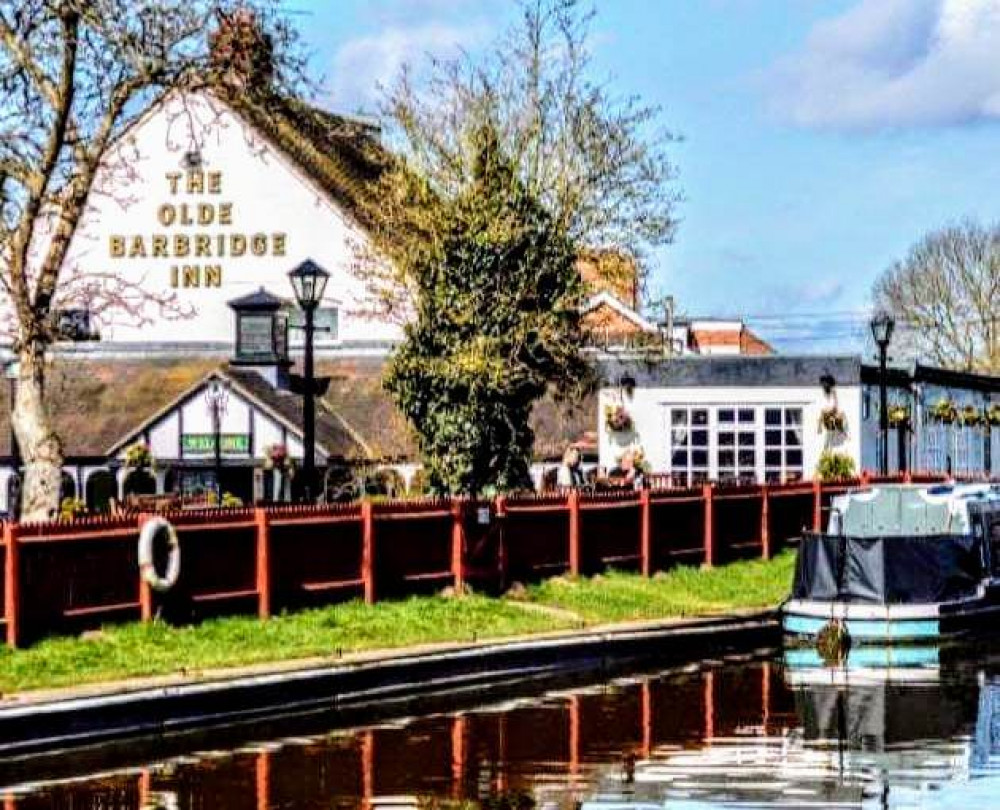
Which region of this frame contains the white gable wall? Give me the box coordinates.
[61,91,403,348]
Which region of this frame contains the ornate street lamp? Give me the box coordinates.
[870,312,895,476]
[288,259,329,502]
[204,379,229,503]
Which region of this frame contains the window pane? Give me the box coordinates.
[692,410,709,426]
[718,408,735,424]
[671,410,688,426]
[691,430,708,447]
[738,408,755,423]
[765,429,781,446]
[786,449,803,466]
[739,450,755,466]
[316,307,339,339]
[785,428,803,446]
[765,471,781,483]
[765,450,781,466]
[671,451,688,467]
[738,431,755,447]
[692,471,709,485]
[765,408,781,426]
[718,450,735,466]
[718,432,735,447]
[672,428,689,446]
[785,408,803,425]
[692,450,708,466]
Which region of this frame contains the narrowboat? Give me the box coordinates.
[783,483,1000,644]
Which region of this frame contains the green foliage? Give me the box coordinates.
[384,127,590,494]
[59,497,87,521]
[816,451,856,482]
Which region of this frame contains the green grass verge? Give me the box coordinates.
[0,553,794,695]
[520,551,796,623]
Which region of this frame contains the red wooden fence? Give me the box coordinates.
[0,472,973,647]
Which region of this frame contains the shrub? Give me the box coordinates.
[816,451,856,482]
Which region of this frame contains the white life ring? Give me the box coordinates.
[138,517,181,592]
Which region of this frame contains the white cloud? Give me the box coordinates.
[329,22,490,113]
[765,0,1000,130]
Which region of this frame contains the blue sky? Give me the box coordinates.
[287,0,1000,352]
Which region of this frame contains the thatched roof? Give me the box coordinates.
[0,357,595,464]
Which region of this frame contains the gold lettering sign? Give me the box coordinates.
[111,171,292,290]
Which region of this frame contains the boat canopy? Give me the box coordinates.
[828,484,1000,537]
[793,484,1000,605]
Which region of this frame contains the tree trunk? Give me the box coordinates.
[12,341,63,522]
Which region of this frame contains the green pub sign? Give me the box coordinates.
[182,433,250,454]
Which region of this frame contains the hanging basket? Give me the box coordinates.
[930,398,958,425]
[125,441,154,470]
[987,404,1000,427]
[604,404,634,433]
[819,407,846,434]
[960,405,983,427]
[887,404,910,429]
[263,443,289,470]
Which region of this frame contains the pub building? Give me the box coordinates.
[0,290,361,515]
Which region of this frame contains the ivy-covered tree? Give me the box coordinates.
[383,126,588,494]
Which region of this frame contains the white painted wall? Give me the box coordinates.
[149,412,181,460]
[599,384,863,482]
[58,91,404,347]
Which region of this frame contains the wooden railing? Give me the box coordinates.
[0,471,980,648]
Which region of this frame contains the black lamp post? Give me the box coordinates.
[205,379,228,504]
[288,259,330,502]
[870,312,895,476]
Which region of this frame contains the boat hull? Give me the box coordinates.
[782,594,1000,644]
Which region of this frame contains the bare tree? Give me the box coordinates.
[874,221,1000,373]
[356,0,680,319]
[0,1,300,520]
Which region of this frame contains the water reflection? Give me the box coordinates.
[8,641,1000,809]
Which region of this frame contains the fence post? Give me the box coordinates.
[702,484,715,568]
[568,489,581,576]
[811,479,823,533]
[760,484,771,560]
[138,513,153,622]
[4,522,19,649]
[640,488,652,576]
[451,497,466,593]
[495,495,508,591]
[361,501,375,604]
[255,508,271,619]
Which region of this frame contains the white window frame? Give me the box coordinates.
[662,401,808,485]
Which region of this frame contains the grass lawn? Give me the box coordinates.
[521,552,796,623]
[0,552,794,695]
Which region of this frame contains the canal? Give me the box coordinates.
[4,639,1000,808]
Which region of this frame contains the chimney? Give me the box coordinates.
[209,8,275,94]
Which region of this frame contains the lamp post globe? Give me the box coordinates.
[869,311,896,477]
[288,259,329,310]
[870,311,895,349]
[288,259,329,503]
